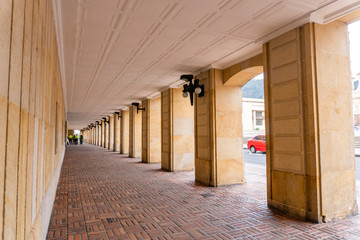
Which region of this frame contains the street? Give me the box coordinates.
[243,149,360,180]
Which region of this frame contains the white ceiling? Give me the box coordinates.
[53,0,360,129]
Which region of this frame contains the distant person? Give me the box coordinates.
[68,134,73,144]
[80,135,83,144]
[74,134,79,145]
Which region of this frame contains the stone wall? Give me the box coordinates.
[121,110,129,154]
[109,116,114,150]
[0,0,66,239]
[114,113,121,151]
[129,106,142,158]
[263,22,357,222]
[161,89,194,171]
[142,98,161,163]
[195,69,244,186]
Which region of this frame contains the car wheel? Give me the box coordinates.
[250,146,256,153]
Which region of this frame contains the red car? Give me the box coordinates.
[247,135,266,153]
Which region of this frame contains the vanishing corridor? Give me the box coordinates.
[47,145,360,240]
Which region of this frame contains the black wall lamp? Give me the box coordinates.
[102,117,110,124]
[180,74,204,106]
[115,112,122,120]
[131,103,145,113]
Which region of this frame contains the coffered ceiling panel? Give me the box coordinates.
[54,0,360,129]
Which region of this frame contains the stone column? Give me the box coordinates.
[129,105,142,158]
[95,124,97,145]
[142,97,161,163]
[195,69,243,187]
[107,118,110,148]
[114,113,121,151]
[120,109,129,154]
[161,88,194,171]
[101,119,105,147]
[96,123,100,146]
[262,22,357,222]
[98,123,101,146]
[109,116,114,150]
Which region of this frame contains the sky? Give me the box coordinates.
[349,20,360,76]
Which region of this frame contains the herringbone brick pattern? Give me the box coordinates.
[47,144,360,239]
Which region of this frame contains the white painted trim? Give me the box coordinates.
[145,91,161,100]
[322,1,360,24]
[254,13,312,45]
[208,0,360,70]
[51,0,67,116]
[169,79,186,89]
[40,148,65,240]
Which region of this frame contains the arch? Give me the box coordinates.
[223,53,263,87]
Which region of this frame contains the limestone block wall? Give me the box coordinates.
[129,106,142,158]
[121,110,129,154]
[109,115,114,150]
[114,113,121,151]
[161,89,194,171]
[105,119,109,149]
[92,128,95,144]
[0,0,66,239]
[95,126,97,145]
[106,117,111,149]
[263,22,357,222]
[101,120,105,147]
[142,98,161,163]
[97,125,101,146]
[83,130,91,143]
[313,22,356,221]
[195,69,244,186]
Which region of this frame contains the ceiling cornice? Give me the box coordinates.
[322,0,360,24]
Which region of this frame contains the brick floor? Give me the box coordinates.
[47,144,360,240]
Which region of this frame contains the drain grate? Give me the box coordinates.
[200,193,215,198]
[106,217,119,223]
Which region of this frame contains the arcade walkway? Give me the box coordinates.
[46,145,360,240]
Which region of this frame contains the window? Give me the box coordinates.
[253,110,265,129]
[254,136,261,140]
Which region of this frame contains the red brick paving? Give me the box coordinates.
[47,144,360,240]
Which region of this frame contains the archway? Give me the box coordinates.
[223,56,266,185]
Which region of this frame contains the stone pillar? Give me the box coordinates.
[101,119,105,147]
[95,124,97,145]
[161,88,194,171]
[263,22,357,222]
[120,110,129,154]
[107,116,112,150]
[93,127,95,145]
[109,115,114,150]
[99,123,102,146]
[142,97,161,163]
[195,69,244,186]
[129,105,142,158]
[114,113,121,151]
[96,123,100,146]
[105,118,109,149]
